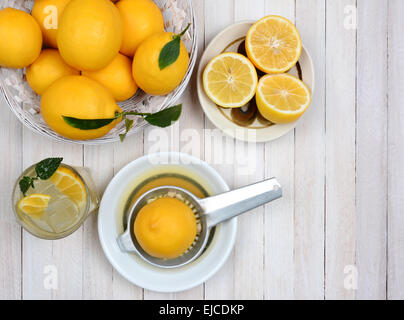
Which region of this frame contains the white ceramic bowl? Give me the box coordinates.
[0,0,197,145]
[98,152,238,293]
[197,21,315,143]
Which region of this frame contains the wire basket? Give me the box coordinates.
[0,0,197,145]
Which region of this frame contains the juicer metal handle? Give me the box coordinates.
[117,230,139,253]
[200,178,282,228]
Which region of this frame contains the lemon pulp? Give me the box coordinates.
[203,52,258,108]
[18,194,51,220]
[256,73,311,123]
[246,15,302,73]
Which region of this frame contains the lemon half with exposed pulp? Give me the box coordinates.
[246,15,302,74]
[18,194,51,219]
[203,52,258,108]
[256,73,311,124]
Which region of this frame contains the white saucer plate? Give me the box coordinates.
[197,21,315,143]
[98,152,238,293]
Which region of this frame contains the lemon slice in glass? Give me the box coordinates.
[18,194,51,219]
[256,73,311,123]
[203,52,258,108]
[246,15,302,73]
[50,167,87,210]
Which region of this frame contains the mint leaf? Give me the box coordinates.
[19,158,63,196]
[144,104,182,127]
[19,176,35,196]
[35,158,63,180]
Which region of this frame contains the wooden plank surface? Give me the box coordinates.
[387,0,404,300]
[356,0,388,299]
[0,0,403,300]
[263,0,295,300]
[294,0,326,300]
[0,95,22,300]
[203,0,236,300]
[325,0,357,300]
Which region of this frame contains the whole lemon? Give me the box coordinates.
[132,32,189,95]
[41,76,122,140]
[57,0,123,71]
[31,0,72,49]
[0,8,42,68]
[82,53,138,102]
[134,198,197,259]
[26,49,79,95]
[116,0,164,57]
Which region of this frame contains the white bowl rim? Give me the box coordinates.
[97,151,238,293]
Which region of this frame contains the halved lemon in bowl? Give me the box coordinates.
[256,73,311,124]
[50,167,87,210]
[18,194,51,219]
[246,15,302,74]
[203,52,258,108]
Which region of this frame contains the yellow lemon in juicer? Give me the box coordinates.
[57,0,123,71]
[0,8,42,68]
[134,197,197,259]
[31,0,72,49]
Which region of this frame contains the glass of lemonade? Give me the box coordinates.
[12,161,99,240]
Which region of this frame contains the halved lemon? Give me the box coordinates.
[256,73,311,123]
[50,167,87,210]
[18,194,51,219]
[203,52,258,108]
[246,15,302,73]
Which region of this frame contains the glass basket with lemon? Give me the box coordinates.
[0,0,197,144]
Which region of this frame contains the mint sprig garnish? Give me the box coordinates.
[159,23,191,70]
[19,157,63,196]
[63,104,182,142]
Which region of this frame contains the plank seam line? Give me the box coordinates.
[385,0,390,300]
[323,0,327,301]
[354,0,358,300]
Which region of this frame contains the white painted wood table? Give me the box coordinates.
[1,0,403,300]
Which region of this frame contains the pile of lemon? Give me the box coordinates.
[0,0,189,140]
[203,16,311,124]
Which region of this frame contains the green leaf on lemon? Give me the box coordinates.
[159,37,181,70]
[119,118,135,142]
[62,104,183,142]
[62,116,116,130]
[158,23,191,70]
[143,104,182,127]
